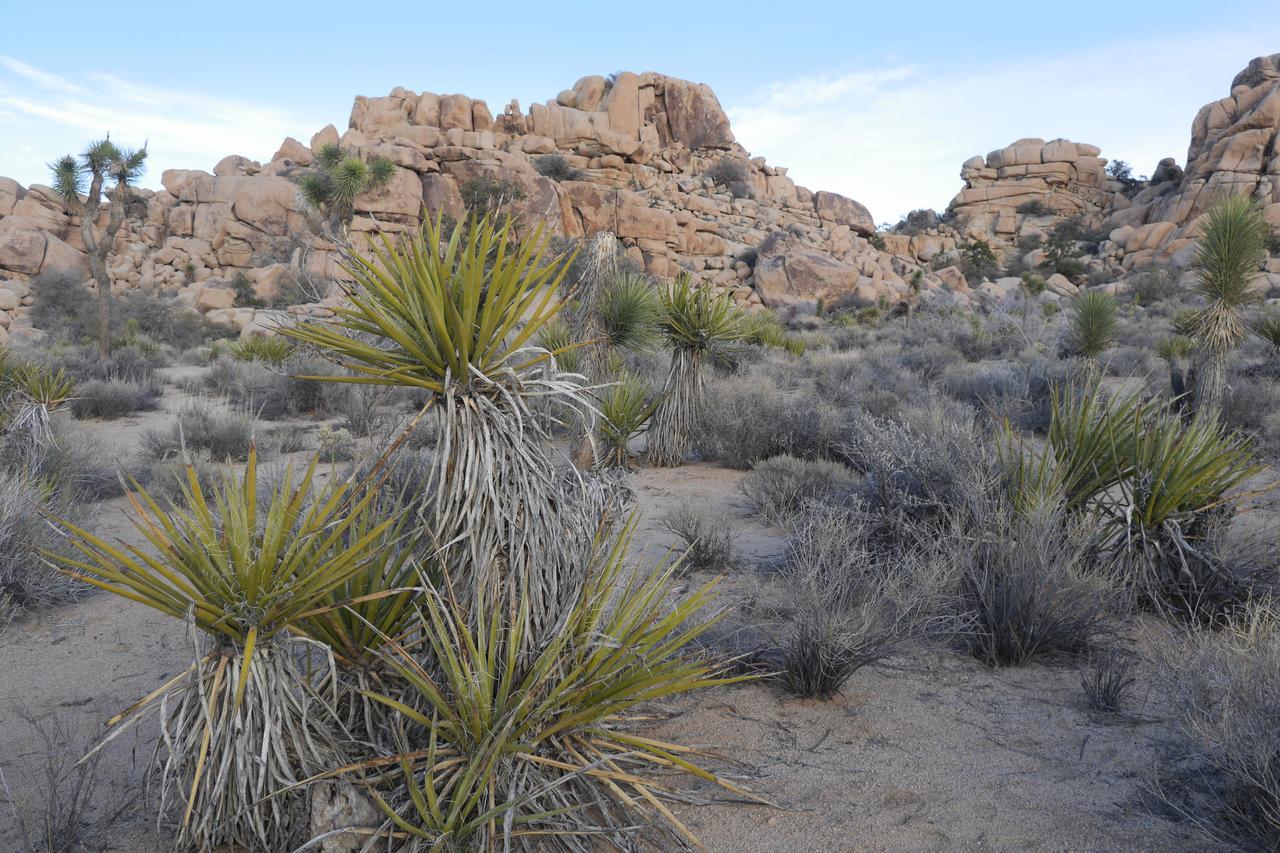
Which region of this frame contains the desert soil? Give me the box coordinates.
[0,367,1210,852]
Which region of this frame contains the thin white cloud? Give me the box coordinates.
[0,57,324,190]
[0,55,86,95]
[727,33,1280,224]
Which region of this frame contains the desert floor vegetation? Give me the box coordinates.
[2,210,1278,852]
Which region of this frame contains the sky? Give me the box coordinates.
[2,1,1278,224]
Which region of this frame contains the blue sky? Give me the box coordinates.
[2,1,1278,222]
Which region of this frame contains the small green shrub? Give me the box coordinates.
[533,154,583,182]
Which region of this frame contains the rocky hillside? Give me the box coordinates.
[2,56,1279,342]
[0,72,957,341]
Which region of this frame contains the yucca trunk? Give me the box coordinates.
[568,232,620,468]
[645,348,703,467]
[1193,347,1228,418]
[158,641,341,852]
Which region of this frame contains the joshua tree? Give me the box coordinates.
[1188,196,1269,417]
[297,144,395,238]
[645,276,743,467]
[50,137,147,358]
[1156,334,1196,412]
[1019,271,1047,325]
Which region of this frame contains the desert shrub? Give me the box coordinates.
[1129,266,1180,305]
[1017,198,1052,215]
[29,271,206,349]
[952,507,1114,666]
[838,404,990,529]
[1149,604,1280,849]
[459,174,525,218]
[939,360,1029,423]
[959,239,999,283]
[707,157,747,188]
[662,500,732,573]
[70,377,162,419]
[142,448,225,502]
[695,372,844,467]
[1104,343,1160,378]
[201,353,335,419]
[315,424,356,463]
[141,403,256,462]
[0,468,86,626]
[774,502,954,698]
[533,153,583,182]
[740,454,856,526]
[1080,648,1138,713]
[1220,374,1280,460]
[225,335,293,366]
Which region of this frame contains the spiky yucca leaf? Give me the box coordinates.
[1190,196,1268,353]
[50,448,396,650]
[536,316,582,374]
[1252,309,1280,354]
[1066,290,1117,360]
[600,271,661,355]
[739,311,806,355]
[285,215,575,394]
[225,335,294,366]
[656,275,743,354]
[1156,334,1195,362]
[349,517,761,851]
[597,375,660,468]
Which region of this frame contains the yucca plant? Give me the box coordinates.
[284,215,590,642]
[48,450,398,851]
[599,270,661,355]
[1101,406,1266,620]
[1156,334,1196,404]
[645,277,743,467]
[298,144,397,238]
[596,374,660,469]
[535,316,582,374]
[1252,308,1280,356]
[1,359,75,449]
[739,310,805,355]
[1064,290,1117,364]
[336,518,762,851]
[1189,196,1269,416]
[225,334,295,366]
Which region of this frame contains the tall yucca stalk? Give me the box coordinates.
[1189,195,1269,416]
[333,518,763,851]
[284,215,591,641]
[645,277,742,467]
[49,451,396,851]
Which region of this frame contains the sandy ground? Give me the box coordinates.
[0,369,1213,851]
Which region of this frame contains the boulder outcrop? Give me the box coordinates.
[0,71,954,335]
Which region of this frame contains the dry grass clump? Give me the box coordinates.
[70,377,163,419]
[773,502,954,698]
[1080,648,1139,714]
[951,506,1116,666]
[662,499,734,573]
[740,454,856,526]
[1149,603,1280,849]
[0,468,87,628]
[141,402,256,462]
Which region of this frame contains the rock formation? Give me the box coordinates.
[0,72,949,340]
[948,138,1125,244]
[1105,52,1280,270]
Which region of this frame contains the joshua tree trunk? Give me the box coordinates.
[568,232,620,468]
[75,174,130,358]
[644,348,702,467]
[1193,349,1227,418]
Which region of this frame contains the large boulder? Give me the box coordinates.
[813,191,875,237]
[660,78,734,150]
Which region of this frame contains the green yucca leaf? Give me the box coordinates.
[225,335,294,366]
[1156,334,1195,362]
[1066,290,1117,360]
[315,143,344,171]
[535,316,581,373]
[357,516,759,848]
[1190,195,1268,353]
[657,275,744,353]
[739,310,806,355]
[284,215,577,395]
[1252,309,1280,353]
[367,156,396,190]
[47,448,398,650]
[330,156,372,207]
[600,271,660,354]
[597,375,660,467]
